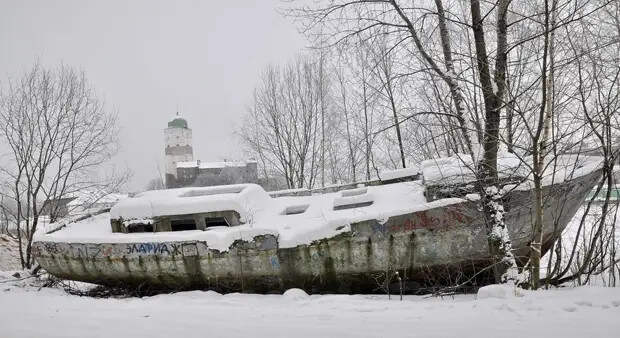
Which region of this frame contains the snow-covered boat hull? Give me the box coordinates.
[32,169,600,293]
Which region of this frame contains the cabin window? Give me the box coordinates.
[282,204,309,215]
[333,201,374,211]
[127,223,153,233]
[171,219,197,231]
[205,217,229,228]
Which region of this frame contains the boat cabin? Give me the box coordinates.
[109,184,265,234]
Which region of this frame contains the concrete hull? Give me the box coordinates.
[33,170,600,293]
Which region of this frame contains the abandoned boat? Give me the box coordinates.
[33,155,603,293]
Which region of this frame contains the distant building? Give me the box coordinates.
[164,114,258,189]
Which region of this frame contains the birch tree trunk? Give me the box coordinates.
[470,0,519,283]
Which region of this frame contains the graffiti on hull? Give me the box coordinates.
[34,241,209,259]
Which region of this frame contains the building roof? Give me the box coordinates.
[176,160,254,169]
[167,114,188,129]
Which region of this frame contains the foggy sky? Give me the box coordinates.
[0,0,306,191]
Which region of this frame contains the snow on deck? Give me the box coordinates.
[0,279,618,338]
[379,166,421,180]
[39,181,457,251]
[422,153,602,188]
[421,152,536,185]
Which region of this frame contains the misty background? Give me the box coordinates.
[0,0,306,191]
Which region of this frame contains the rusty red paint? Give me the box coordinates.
[388,209,473,233]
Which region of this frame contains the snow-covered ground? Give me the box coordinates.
[0,234,21,271]
[0,276,618,338]
[542,203,620,286]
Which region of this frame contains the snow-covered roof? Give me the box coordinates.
[176,160,251,169]
[110,184,268,222]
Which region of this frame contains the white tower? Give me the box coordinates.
[164,114,193,187]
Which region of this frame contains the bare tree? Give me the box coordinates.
[542,0,620,286]
[0,63,127,268]
[367,32,407,168]
[240,55,327,189]
[145,177,165,191]
[333,54,361,182]
[526,0,558,290]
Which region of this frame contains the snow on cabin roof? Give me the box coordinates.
[176,160,251,169]
[110,184,269,221]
